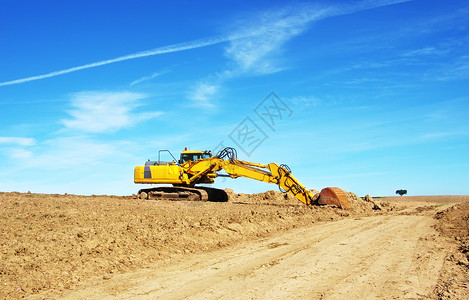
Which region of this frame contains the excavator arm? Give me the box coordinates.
[216,157,351,209]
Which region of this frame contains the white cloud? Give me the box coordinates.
[401,47,442,57]
[28,137,118,170]
[189,0,414,105]
[0,0,412,88]
[130,71,166,86]
[224,0,413,75]
[0,137,35,163]
[189,83,219,108]
[290,96,321,107]
[188,5,326,105]
[8,149,33,159]
[224,5,325,75]
[62,91,162,133]
[0,36,230,87]
[2,136,136,195]
[434,56,469,81]
[1,133,195,195]
[420,131,469,140]
[0,137,36,146]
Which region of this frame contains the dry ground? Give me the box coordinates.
[0,191,467,299]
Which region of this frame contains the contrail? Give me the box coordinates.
[0,0,412,87]
[0,36,230,87]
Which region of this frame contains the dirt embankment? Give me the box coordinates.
[0,190,377,298]
[433,201,469,299]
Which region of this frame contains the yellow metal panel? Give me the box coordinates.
[134,164,189,184]
[134,166,145,183]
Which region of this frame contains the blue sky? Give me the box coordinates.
[1,0,468,196]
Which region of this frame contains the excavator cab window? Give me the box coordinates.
[180,154,191,163]
[180,151,212,164]
[180,153,201,163]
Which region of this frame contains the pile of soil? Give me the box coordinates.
[0,190,375,299]
[345,191,379,212]
[433,202,469,299]
[226,188,377,213]
[225,189,306,206]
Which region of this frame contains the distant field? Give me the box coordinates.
[378,195,469,203]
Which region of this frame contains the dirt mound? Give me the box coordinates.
[0,190,377,299]
[226,189,303,206]
[433,202,469,299]
[345,191,378,212]
[227,189,375,212]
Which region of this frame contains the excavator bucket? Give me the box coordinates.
[318,187,352,210]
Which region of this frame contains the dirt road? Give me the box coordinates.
[60,205,452,299]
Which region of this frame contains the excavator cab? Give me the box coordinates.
[180,150,212,164]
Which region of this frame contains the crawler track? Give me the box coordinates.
[137,186,228,202]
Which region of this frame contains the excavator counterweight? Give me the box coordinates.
[134,147,351,209]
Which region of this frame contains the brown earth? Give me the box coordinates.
[0,191,467,299]
[433,201,469,298]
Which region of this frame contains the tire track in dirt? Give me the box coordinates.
[63,217,381,299]
[60,208,449,299]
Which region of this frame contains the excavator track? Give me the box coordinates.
[138,186,228,202]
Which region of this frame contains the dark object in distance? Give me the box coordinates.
[396,189,407,196]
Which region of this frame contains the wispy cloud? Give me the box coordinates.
[189,0,414,105]
[0,137,35,161]
[434,56,469,81]
[290,95,322,107]
[224,4,329,75]
[2,135,152,195]
[0,36,230,87]
[401,47,445,57]
[0,137,36,146]
[224,0,413,76]
[130,71,167,86]
[420,131,469,140]
[187,5,323,104]
[188,83,219,108]
[0,0,412,89]
[8,149,34,159]
[62,91,162,133]
[30,137,119,170]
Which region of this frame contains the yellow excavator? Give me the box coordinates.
[134,147,351,209]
